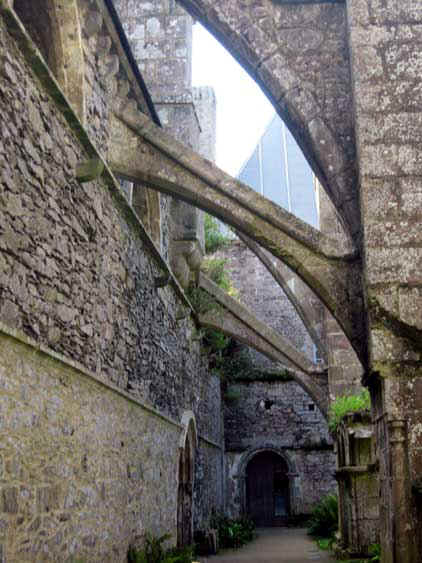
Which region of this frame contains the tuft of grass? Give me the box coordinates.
[328,390,371,432]
[317,537,335,551]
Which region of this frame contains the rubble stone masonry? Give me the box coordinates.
[0,7,223,561]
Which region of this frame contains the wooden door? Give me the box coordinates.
[246,452,289,526]
[177,440,193,547]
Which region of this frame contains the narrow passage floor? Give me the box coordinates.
[201,528,334,563]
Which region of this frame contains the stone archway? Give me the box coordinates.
[246,450,290,526]
[238,448,299,525]
[177,411,198,548]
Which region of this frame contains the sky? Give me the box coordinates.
[192,23,275,177]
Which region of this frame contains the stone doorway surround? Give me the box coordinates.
[236,447,299,521]
[177,411,198,547]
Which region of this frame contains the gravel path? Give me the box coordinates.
[200,528,335,563]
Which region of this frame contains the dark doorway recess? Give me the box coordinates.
[177,438,193,547]
[246,451,290,526]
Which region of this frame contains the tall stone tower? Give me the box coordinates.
[114,0,215,287]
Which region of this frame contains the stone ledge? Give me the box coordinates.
[336,463,378,476]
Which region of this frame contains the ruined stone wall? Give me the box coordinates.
[115,0,193,102]
[0,330,182,561]
[224,380,335,518]
[0,7,223,560]
[0,32,201,415]
[114,0,205,283]
[210,237,335,519]
[225,380,331,452]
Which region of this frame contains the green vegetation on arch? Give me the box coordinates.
[187,257,238,316]
[204,214,231,254]
[201,257,238,298]
[187,258,239,368]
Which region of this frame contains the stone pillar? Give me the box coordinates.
[388,420,413,563]
[335,412,379,557]
[346,1,422,561]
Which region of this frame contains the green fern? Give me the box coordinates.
[368,543,381,562]
[307,494,338,539]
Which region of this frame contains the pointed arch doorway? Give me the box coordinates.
[177,411,197,547]
[246,451,290,526]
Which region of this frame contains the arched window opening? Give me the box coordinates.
[177,437,193,547]
[246,451,290,527]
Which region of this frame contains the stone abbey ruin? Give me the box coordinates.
[0,0,421,561]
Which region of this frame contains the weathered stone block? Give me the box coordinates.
[1,487,18,514]
[399,287,422,331]
[369,0,422,25]
[366,247,422,285]
[36,486,61,514]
